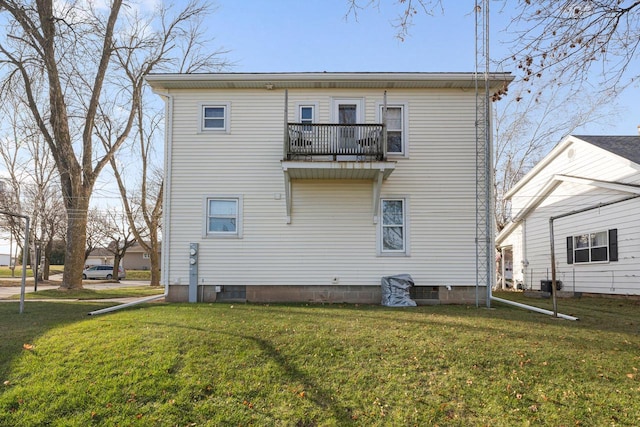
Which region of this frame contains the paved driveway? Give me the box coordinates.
[0,279,153,300]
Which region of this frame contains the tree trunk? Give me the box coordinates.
[113,255,122,283]
[149,249,160,286]
[61,195,90,289]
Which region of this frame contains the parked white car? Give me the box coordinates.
[82,265,126,280]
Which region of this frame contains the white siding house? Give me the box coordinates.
[147,72,513,304]
[497,135,640,296]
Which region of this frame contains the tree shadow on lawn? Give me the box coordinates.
[0,301,117,381]
[220,300,640,358]
[145,319,356,425]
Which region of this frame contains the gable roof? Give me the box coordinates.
[573,135,640,165]
[504,134,640,199]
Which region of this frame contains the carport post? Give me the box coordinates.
[0,210,29,314]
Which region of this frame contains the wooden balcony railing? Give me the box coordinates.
[285,123,386,161]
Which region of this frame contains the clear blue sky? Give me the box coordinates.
[207,0,638,135]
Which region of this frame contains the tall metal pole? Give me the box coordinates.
[475,0,492,308]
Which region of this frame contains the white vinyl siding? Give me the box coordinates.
[165,87,482,288]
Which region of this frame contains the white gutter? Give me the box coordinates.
[89,89,174,316]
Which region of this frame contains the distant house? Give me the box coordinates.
[85,248,114,267]
[147,72,513,304]
[122,242,160,270]
[0,253,10,266]
[496,135,640,296]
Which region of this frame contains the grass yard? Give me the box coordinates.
[0,293,639,426]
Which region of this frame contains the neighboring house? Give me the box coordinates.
[147,72,513,304]
[122,242,161,270]
[497,134,640,296]
[85,248,114,267]
[0,253,10,266]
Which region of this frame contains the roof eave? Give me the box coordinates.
[145,72,514,91]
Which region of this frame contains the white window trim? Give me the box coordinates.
[142,253,150,259]
[573,230,608,264]
[200,102,231,133]
[331,97,365,123]
[377,196,410,257]
[296,102,318,123]
[203,194,243,239]
[376,101,409,157]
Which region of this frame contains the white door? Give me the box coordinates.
[332,98,363,153]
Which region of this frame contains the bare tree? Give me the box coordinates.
[0,0,224,289]
[84,208,110,264]
[103,208,137,283]
[506,1,640,94]
[108,109,164,286]
[103,6,229,287]
[0,92,66,278]
[347,1,640,93]
[345,0,444,42]
[493,82,613,230]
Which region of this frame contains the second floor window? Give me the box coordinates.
[300,106,314,124]
[202,104,229,131]
[379,104,406,155]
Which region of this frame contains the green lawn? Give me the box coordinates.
[0,293,639,426]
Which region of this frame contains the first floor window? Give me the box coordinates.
[567,229,618,264]
[207,198,240,236]
[381,198,406,253]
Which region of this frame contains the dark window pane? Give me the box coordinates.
[339,105,357,124]
[575,249,589,263]
[591,247,608,262]
[301,107,313,121]
[387,131,402,153]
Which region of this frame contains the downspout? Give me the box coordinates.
[89,90,174,316]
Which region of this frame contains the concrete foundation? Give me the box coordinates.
[166,284,485,305]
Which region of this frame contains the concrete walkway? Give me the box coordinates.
[0,277,160,302]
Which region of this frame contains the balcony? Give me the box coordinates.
[281,123,397,224]
[285,123,385,161]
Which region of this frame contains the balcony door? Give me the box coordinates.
[332,98,363,153]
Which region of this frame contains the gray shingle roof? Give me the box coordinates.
[574,135,640,165]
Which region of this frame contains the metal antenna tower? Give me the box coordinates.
[475,0,493,308]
